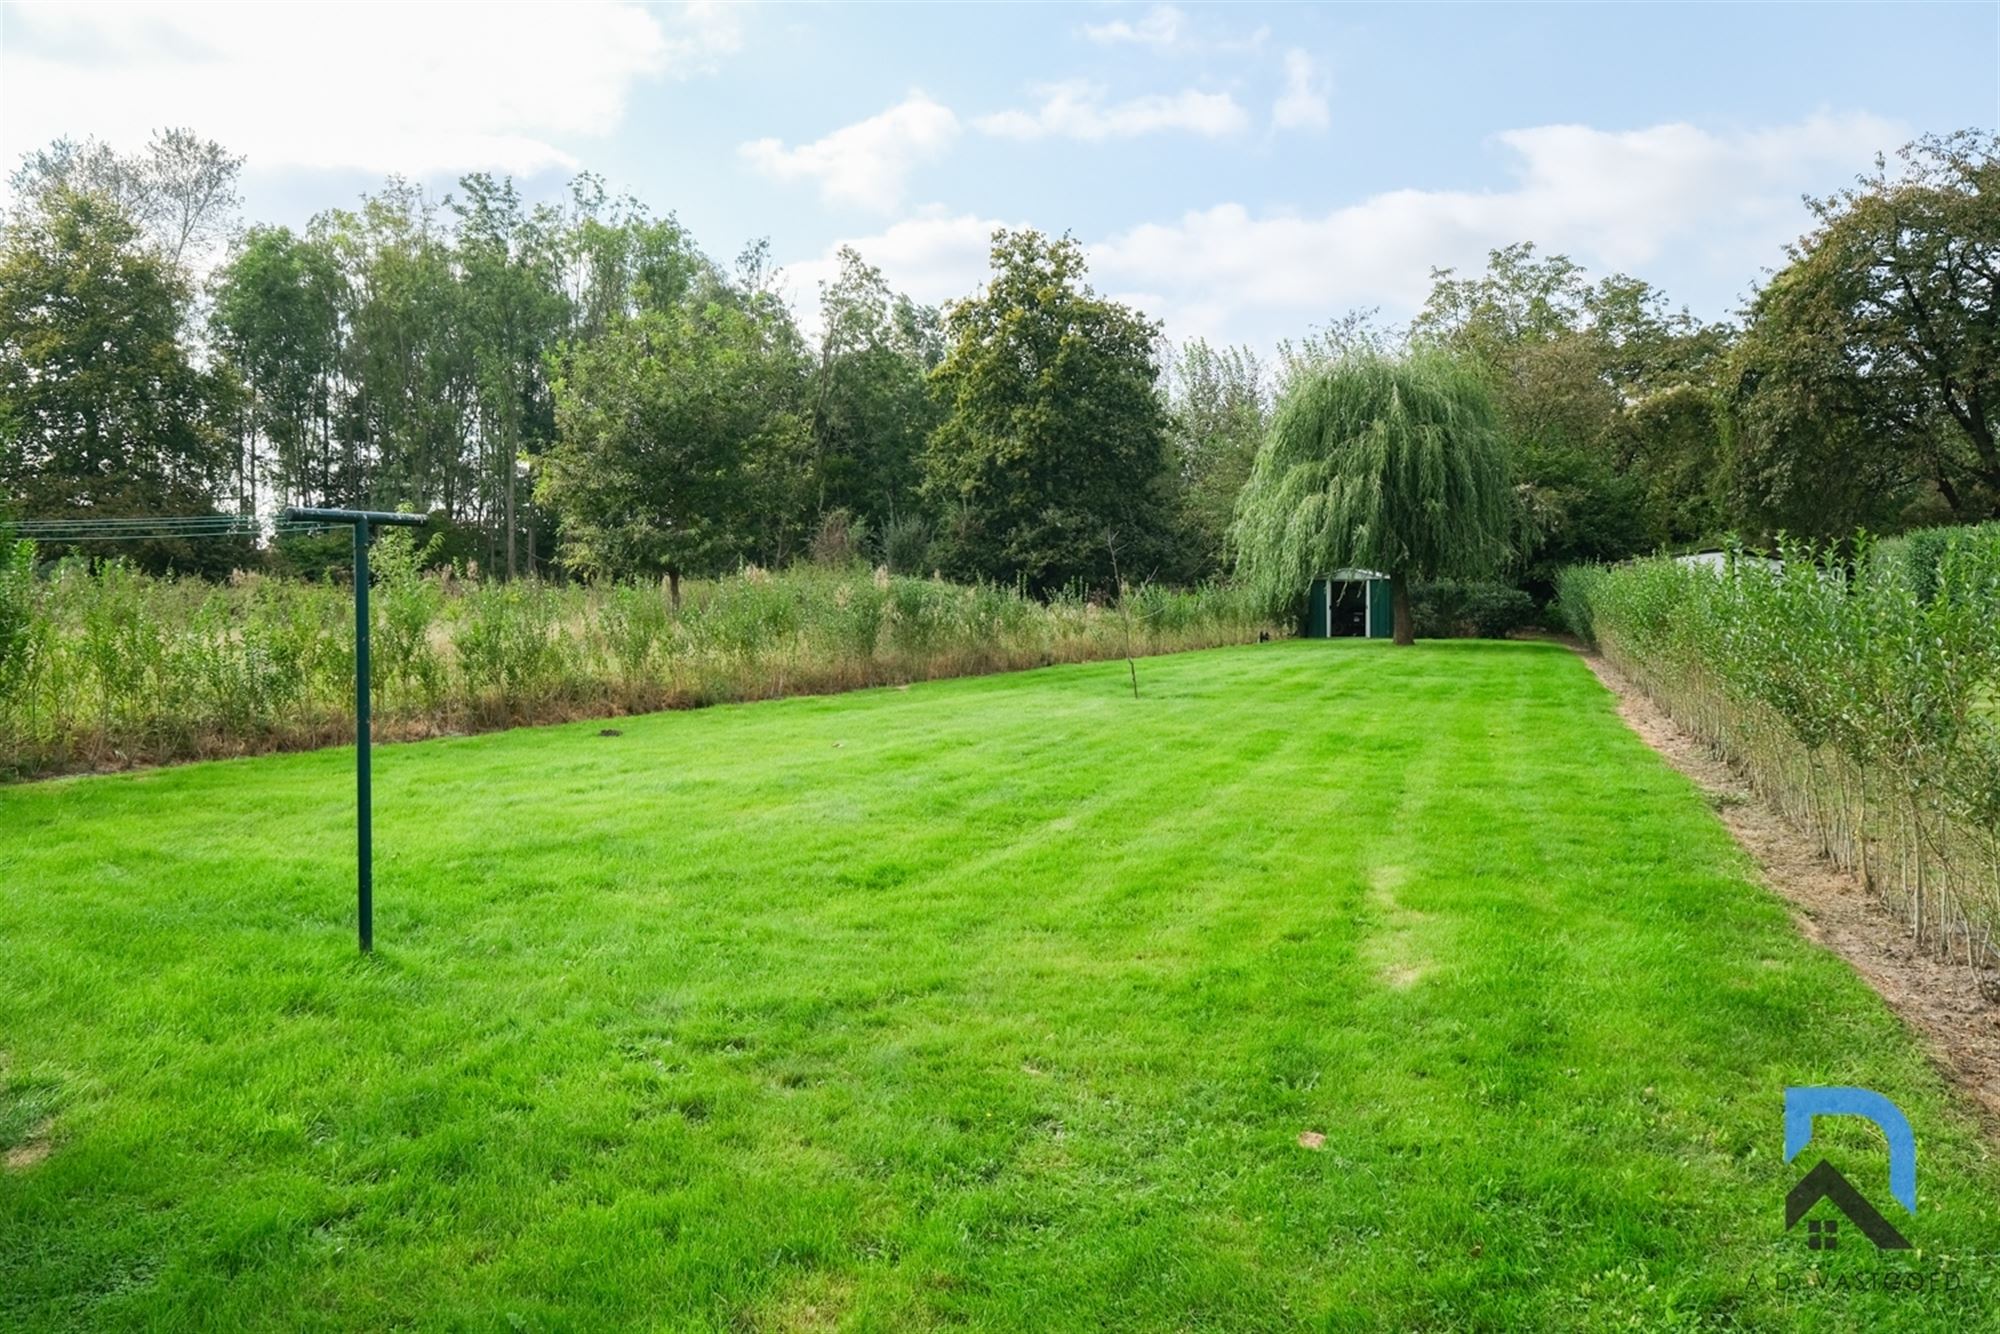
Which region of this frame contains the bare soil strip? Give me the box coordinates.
[1576,647,2000,1127]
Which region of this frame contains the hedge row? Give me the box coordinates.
[1558,531,2000,973]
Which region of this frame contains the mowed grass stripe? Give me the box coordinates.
[3,641,1998,1331]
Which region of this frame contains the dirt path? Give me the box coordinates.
[1574,647,2000,1128]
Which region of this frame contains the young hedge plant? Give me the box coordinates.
[1231,350,1512,644]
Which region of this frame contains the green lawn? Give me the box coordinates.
[4,641,1998,1330]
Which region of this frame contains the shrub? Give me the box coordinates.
[1874,520,2000,602]
[1409,580,1537,639]
[810,509,870,568]
[879,514,933,576]
[1566,532,2000,970]
[1551,565,1605,645]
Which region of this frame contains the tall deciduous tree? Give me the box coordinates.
[10,129,242,278]
[321,183,477,520]
[0,186,241,571]
[924,229,1172,592]
[1273,310,1395,399]
[539,242,810,596]
[1232,351,1512,645]
[1163,338,1267,580]
[1414,243,1730,590]
[808,247,941,535]
[1728,130,2000,534]
[209,225,345,511]
[454,173,568,577]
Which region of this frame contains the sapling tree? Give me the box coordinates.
[1106,527,1139,698]
[1230,350,1512,645]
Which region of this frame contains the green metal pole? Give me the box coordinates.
[282,506,421,954]
[354,518,372,953]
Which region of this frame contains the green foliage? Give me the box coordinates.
[367,529,448,714]
[878,512,933,576]
[809,247,941,532]
[538,246,810,581]
[808,507,870,569]
[1873,519,2000,601]
[1726,131,2000,534]
[1163,339,1268,581]
[207,180,810,579]
[923,229,1174,592]
[1272,309,1395,397]
[1551,563,1605,644]
[0,537,35,693]
[9,128,243,277]
[0,186,243,572]
[1562,531,2000,959]
[454,174,570,579]
[1408,579,1537,639]
[1231,349,1512,638]
[1611,381,1731,545]
[207,224,345,508]
[11,128,1992,600]
[0,562,1275,778]
[1413,243,1734,591]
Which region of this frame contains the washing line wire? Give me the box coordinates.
[5,514,356,543]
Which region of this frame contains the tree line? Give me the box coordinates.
[2,128,1993,599]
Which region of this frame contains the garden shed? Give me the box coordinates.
[1303,569,1393,638]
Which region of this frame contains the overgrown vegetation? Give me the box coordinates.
[0,537,1272,779]
[0,149,1212,590]
[1559,526,2000,969]
[1408,579,1538,640]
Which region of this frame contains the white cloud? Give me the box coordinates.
[1272,49,1330,132]
[1082,5,1187,50]
[1084,113,1903,342]
[1081,5,1267,54]
[0,1,709,179]
[663,1,745,72]
[774,115,1900,352]
[977,82,1248,142]
[740,92,959,212]
[1220,25,1274,55]
[779,208,1022,340]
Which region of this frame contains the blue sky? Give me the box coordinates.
[4,1,1996,350]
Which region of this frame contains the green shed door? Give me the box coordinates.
[1304,578,1330,637]
[1367,578,1393,639]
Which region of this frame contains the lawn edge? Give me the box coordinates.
[0,634,1274,789]
[1572,643,2000,1136]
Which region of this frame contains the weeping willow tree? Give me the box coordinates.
[1231,350,1511,645]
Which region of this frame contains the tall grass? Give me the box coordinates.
[1559,530,2000,975]
[0,537,1279,779]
